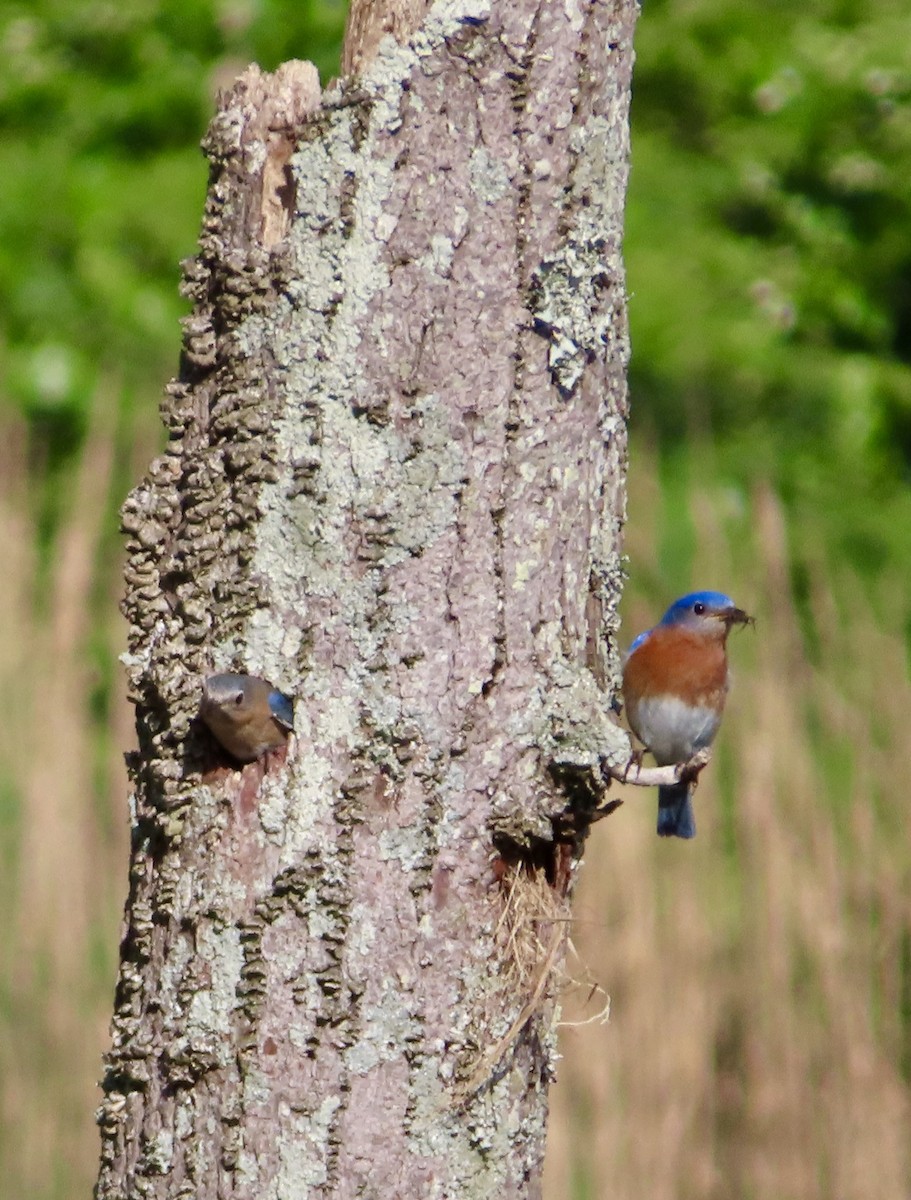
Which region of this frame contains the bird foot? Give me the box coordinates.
[676,746,712,787]
[620,747,645,782]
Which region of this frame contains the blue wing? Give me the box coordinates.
[268,689,294,730]
[624,627,653,661]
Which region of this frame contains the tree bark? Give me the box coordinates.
[97,1,636,1196]
[342,0,434,75]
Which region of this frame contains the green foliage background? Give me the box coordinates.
[628,0,911,603]
[5,0,911,577]
[1,1,910,1196]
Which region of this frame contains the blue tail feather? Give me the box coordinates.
[657,783,696,839]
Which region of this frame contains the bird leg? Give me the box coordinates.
[620,746,645,782]
[675,745,713,787]
[601,745,714,789]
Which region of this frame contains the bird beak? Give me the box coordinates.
[721,606,753,628]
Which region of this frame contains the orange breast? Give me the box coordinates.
[623,626,729,710]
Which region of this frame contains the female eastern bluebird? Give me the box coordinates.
[199,673,294,762]
[621,591,751,839]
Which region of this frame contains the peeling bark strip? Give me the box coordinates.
[99,2,636,1197]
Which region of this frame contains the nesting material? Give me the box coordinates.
[454,864,571,1102]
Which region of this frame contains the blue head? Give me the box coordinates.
[626,590,751,658]
[659,590,750,633]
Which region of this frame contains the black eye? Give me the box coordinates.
[233,692,244,706]
[693,602,705,615]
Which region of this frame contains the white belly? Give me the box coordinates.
[629,694,721,765]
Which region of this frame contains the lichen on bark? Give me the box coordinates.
[98,1,637,1196]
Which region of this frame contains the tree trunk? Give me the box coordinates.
[96,0,636,1196]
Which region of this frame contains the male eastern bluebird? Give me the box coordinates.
[621,591,751,839]
[199,673,294,762]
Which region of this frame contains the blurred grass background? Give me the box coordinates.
[1,1,910,1196]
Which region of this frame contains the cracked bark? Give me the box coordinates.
[97,0,637,1196]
